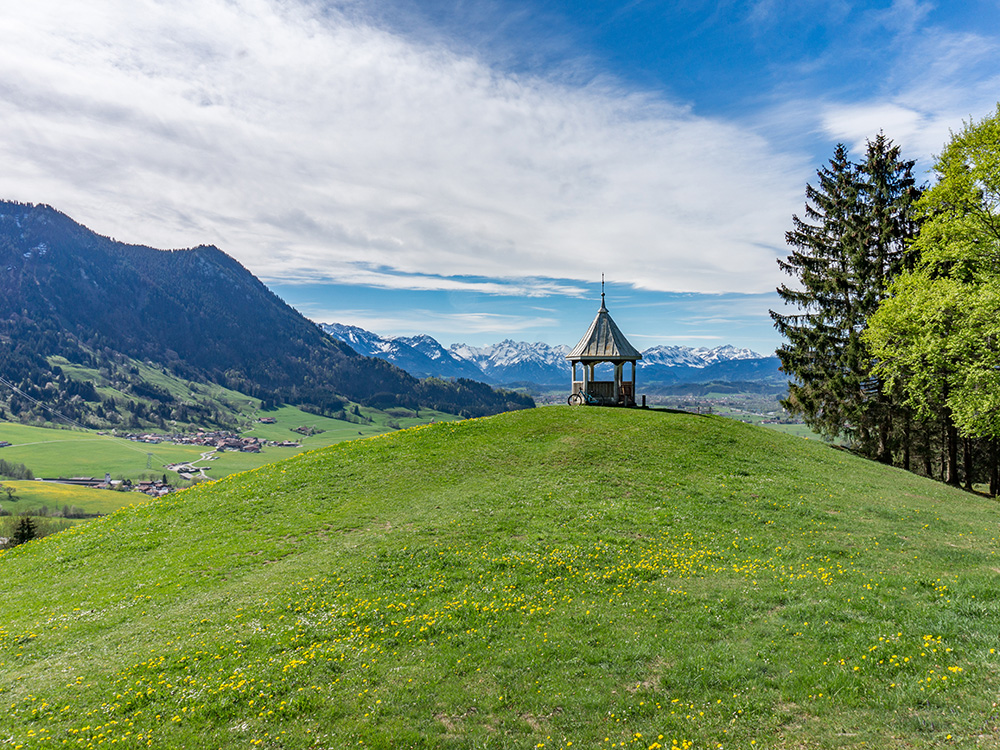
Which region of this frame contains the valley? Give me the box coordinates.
[0,403,458,526]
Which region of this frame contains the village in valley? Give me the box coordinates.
[112,418,304,454]
[35,418,308,497]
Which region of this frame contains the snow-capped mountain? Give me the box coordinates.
[449,340,572,384]
[321,323,781,386]
[320,323,483,380]
[394,334,485,379]
[640,344,762,368]
[397,334,455,362]
[636,344,779,385]
[321,322,395,358]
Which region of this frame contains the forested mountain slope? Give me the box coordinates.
[0,201,532,424]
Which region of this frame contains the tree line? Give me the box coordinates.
[772,104,1000,495]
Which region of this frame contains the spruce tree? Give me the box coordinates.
[772,144,862,442]
[851,134,921,460]
[11,515,36,546]
[771,136,920,460]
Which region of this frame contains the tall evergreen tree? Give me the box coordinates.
[851,134,922,460]
[772,144,860,441]
[11,515,36,546]
[771,136,920,461]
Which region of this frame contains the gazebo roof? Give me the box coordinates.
[566,294,642,362]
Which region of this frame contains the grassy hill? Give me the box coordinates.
[1,408,998,749]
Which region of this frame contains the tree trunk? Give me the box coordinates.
[902,412,911,472]
[963,437,974,491]
[878,416,892,464]
[991,439,999,498]
[945,417,959,485]
[923,422,933,478]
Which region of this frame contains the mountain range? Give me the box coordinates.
[321,322,783,388]
[0,201,533,427]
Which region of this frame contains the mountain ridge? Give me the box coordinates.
[0,201,534,426]
[321,322,782,387]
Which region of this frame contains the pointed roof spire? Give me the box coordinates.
[566,277,642,361]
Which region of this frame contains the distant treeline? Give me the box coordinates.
[0,458,34,481]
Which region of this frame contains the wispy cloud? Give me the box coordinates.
[0,0,806,297]
[273,264,589,297]
[817,14,1000,164]
[299,307,559,337]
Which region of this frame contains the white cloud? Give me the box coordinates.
[302,308,559,337]
[274,264,588,297]
[0,0,806,297]
[821,102,926,149]
[818,26,1000,166]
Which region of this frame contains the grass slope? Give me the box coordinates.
[47,355,261,432]
[1,408,998,749]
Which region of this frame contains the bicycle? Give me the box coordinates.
[567,390,600,406]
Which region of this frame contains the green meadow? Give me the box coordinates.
[0,480,136,516]
[0,405,457,485]
[1,407,998,748]
[0,421,197,479]
[0,482,140,541]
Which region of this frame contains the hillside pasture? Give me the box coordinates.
[0,480,138,517]
[1,408,999,748]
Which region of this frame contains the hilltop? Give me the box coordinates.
[1,408,998,748]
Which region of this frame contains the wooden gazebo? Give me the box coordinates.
[566,287,641,406]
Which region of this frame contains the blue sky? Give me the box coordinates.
[2,1,999,352]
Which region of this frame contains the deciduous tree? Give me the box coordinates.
[865,105,1000,492]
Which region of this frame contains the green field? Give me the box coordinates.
[0,405,458,485]
[0,481,140,541]
[0,421,192,479]
[0,480,137,516]
[1,407,998,748]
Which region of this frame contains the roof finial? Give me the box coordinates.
[600,274,606,310]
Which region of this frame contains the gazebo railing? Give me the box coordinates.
[572,380,633,405]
